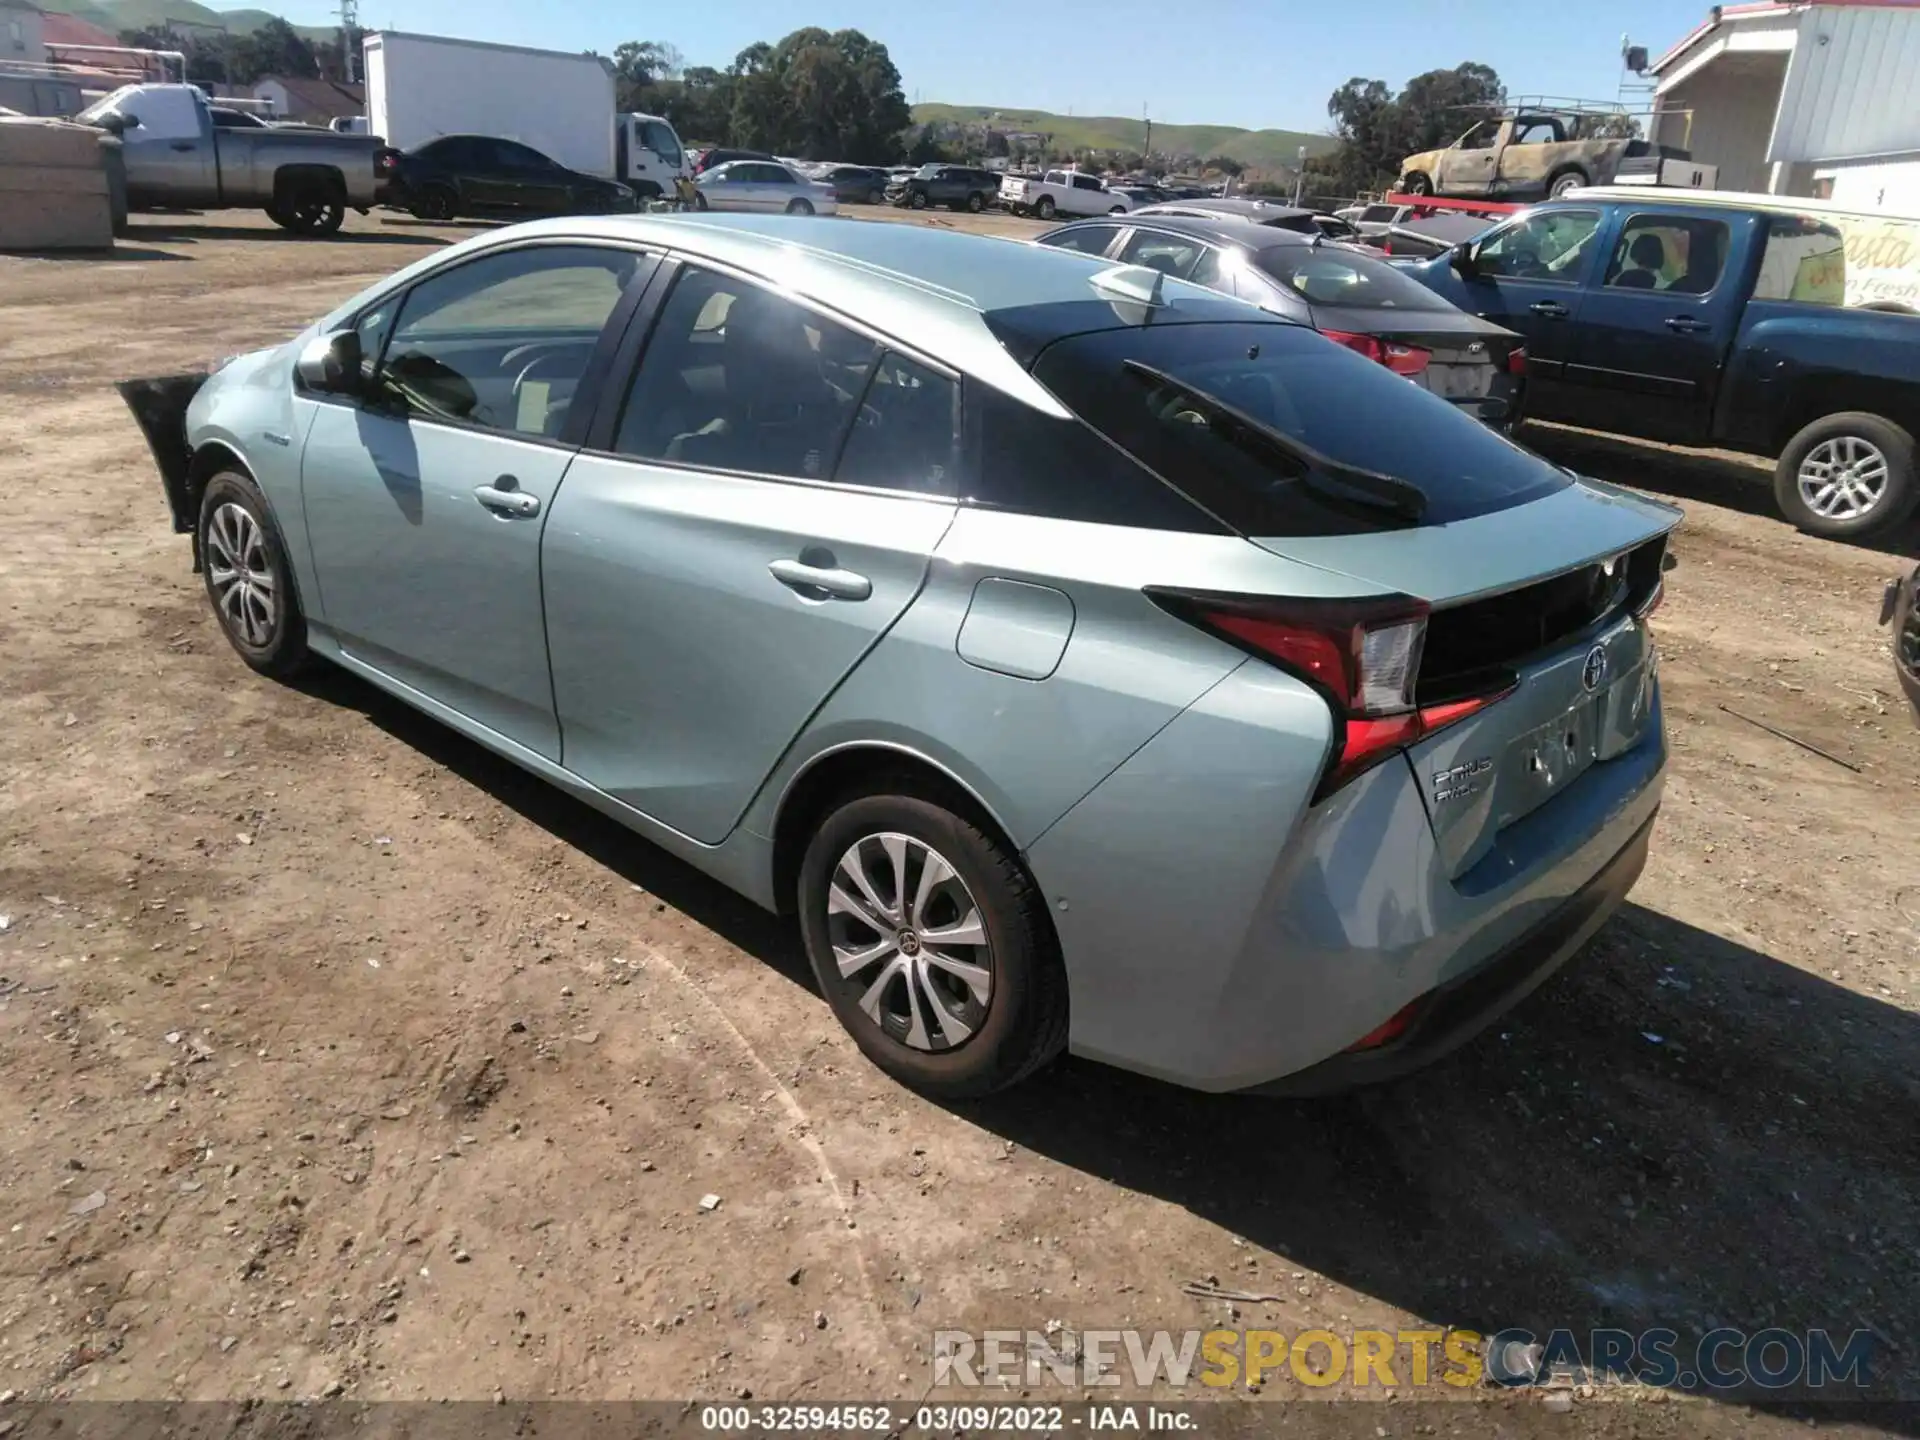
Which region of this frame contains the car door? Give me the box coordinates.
[1449,207,1605,420]
[110,86,216,205]
[1556,209,1751,442]
[541,261,960,842]
[1436,121,1500,196]
[296,242,652,758]
[496,141,573,212]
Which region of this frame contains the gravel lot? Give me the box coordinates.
[0,207,1915,1435]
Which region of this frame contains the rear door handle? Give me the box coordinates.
[768,558,871,601]
[474,480,540,518]
[1529,300,1569,318]
[1665,315,1711,334]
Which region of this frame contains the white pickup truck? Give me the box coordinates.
[999,168,1129,221]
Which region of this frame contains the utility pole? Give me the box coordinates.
[339,0,359,83]
[1142,103,1151,165]
[1292,144,1307,205]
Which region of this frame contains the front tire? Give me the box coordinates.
[410,184,457,222]
[966,191,985,213]
[798,791,1067,1098]
[1402,172,1432,196]
[1774,412,1918,538]
[197,470,311,678]
[909,190,929,210]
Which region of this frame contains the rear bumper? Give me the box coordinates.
[1246,811,1653,1096]
[1027,659,1667,1093]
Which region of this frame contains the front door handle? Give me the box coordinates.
[1665,315,1711,334]
[768,558,871,601]
[1529,300,1570,318]
[474,480,540,518]
[170,141,197,152]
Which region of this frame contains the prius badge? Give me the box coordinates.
[1432,756,1493,804]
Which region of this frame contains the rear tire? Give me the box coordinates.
[786,197,814,215]
[1774,412,1918,539]
[966,191,984,213]
[1035,195,1056,220]
[797,790,1068,1099]
[1547,167,1589,199]
[271,185,344,236]
[197,470,312,679]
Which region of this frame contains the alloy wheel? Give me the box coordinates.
[205,502,276,647]
[825,832,993,1052]
[1798,436,1890,520]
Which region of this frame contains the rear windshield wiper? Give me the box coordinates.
[1121,359,1429,522]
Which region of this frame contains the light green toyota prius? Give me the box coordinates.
[122,214,1679,1098]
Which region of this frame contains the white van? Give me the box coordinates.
[615,112,688,200]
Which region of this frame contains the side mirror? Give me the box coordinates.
[99,112,136,135]
[295,329,363,396]
[1451,241,1478,277]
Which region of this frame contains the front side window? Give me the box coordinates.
[1073,174,1102,191]
[1473,209,1601,281]
[1038,224,1120,257]
[613,266,878,481]
[1455,122,1498,151]
[1604,214,1730,294]
[377,245,637,436]
[640,120,681,167]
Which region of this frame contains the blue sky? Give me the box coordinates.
[284,0,1709,133]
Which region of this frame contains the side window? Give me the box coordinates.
[1513,121,1558,145]
[1117,229,1206,279]
[965,382,1223,532]
[1188,246,1227,290]
[1754,215,1848,306]
[834,353,958,495]
[613,266,878,481]
[377,245,637,436]
[1073,174,1101,191]
[640,120,680,167]
[1456,122,1498,151]
[1473,209,1601,281]
[350,297,400,385]
[1038,224,1120,256]
[1604,214,1730,293]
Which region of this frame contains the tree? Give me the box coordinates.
[721,28,909,162]
[653,64,733,144]
[610,40,681,110]
[229,17,319,84]
[1312,62,1506,195]
[1203,154,1245,177]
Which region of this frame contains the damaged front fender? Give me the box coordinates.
[117,373,208,535]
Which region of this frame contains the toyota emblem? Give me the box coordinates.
[1581,645,1609,693]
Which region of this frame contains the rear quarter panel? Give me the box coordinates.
[1718,304,1920,452]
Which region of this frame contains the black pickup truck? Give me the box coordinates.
[1403,191,1920,539]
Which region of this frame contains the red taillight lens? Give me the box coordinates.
[1320,328,1431,378]
[1507,346,1527,376]
[1152,590,1512,801]
[1345,997,1422,1052]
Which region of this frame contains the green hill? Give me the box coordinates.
[49,0,335,42]
[911,103,1334,172]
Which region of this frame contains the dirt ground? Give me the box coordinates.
[0,207,1916,1437]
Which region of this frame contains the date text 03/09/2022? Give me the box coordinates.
[698,1403,1194,1432]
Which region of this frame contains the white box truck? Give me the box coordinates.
[363,32,688,198]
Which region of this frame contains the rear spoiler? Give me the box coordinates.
[117,373,207,535]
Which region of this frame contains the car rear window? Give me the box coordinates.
[1031,321,1568,535]
[1257,247,1458,311]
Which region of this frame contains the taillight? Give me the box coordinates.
[1151,590,1511,801]
[1507,347,1527,375]
[1320,328,1431,378]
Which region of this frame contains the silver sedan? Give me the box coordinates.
[694,159,838,216]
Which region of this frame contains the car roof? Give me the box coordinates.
[1134,198,1317,223]
[1052,211,1316,253]
[323,213,1275,413]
